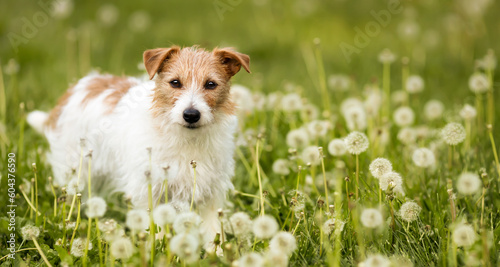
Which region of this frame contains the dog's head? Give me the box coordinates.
[143,46,250,129]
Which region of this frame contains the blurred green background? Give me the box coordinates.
[1,0,499,128]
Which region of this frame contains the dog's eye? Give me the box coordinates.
[169,79,182,88]
[204,81,218,90]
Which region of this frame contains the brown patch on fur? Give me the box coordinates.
[46,86,74,129]
[149,46,249,118]
[82,75,138,112]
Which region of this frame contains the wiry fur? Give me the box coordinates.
[28,46,250,252]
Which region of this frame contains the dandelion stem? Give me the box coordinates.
[83,217,91,267]
[33,165,39,226]
[319,147,329,207]
[487,126,500,180]
[382,62,391,118]
[96,218,103,267]
[19,186,41,216]
[313,39,331,114]
[31,236,53,267]
[256,138,265,216]
[69,195,82,249]
[190,163,197,212]
[355,154,359,199]
[49,177,57,218]
[67,145,84,221]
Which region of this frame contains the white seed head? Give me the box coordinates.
[110,237,134,259]
[340,98,363,114]
[173,212,202,234]
[398,201,422,222]
[21,225,40,240]
[360,208,384,228]
[328,138,347,156]
[272,159,290,176]
[153,203,177,226]
[307,120,331,138]
[226,212,253,238]
[301,146,321,165]
[378,48,396,64]
[393,106,415,127]
[344,106,367,131]
[424,100,445,120]
[468,73,490,94]
[252,215,279,239]
[70,237,92,257]
[286,128,310,149]
[405,75,424,94]
[231,84,255,114]
[379,172,405,195]
[397,127,417,145]
[66,178,84,196]
[265,250,289,267]
[456,172,482,195]
[85,197,107,218]
[300,103,319,121]
[452,224,477,247]
[363,254,391,267]
[329,74,351,91]
[459,104,477,120]
[322,218,345,235]
[281,93,303,112]
[269,231,297,256]
[369,158,393,179]
[170,233,200,263]
[238,252,265,267]
[344,131,369,155]
[125,209,150,231]
[441,122,466,145]
[412,148,436,168]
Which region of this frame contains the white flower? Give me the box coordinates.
[85,197,107,218]
[301,103,319,121]
[328,74,351,91]
[126,209,150,231]
[398,19,420,41]
[281,93,303,112]
[253,92,266,111]
[442,122,466,145]
[363,254,391,267]
[170,233,200,263]
[269,232,297,255]
[21,225,40,240]
[286,128,309,149]
[344,131,369,155]
[252,215,278,239]
[476,49,497,71]
[301,146,321,165]
[369,158,393,179]
[379,172,405,195]
[153,203,177,226]
[239,252,264,267]
[66,178,84,195]
[272,159,290,176]
[405,75,424,94]
[452,224,477,247]
[266,92,281,110]
[128,11,151,32]
[397,127,417,145]
[232,84,255,114]
[98,219,117,232]
[226,212,253,238]
[307,120,330,138]
[398,201,422,222]
[391,90,408,106]
[344,106,367,131]
[265,250,289,267]
[340,98,363,114]
[456,172,482,195]
[424,100,444,120]
[97,4,119,26]
[4,59,20,75]
[70,238,92,257]
[51,0,73,19]
[328,138,347,156]
[173,212,202,234]
[390,256,414,267]
[459,104,477,120]
[364,89,382,117]
[322,218,345,235]
[412,148,436,168]
[393,106,415,127]
[468,73,490,94]
[378,49,396,64]
[110,237,134,259]
[360,208,384,228]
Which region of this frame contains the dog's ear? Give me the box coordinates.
[143,46,181,80]
[213,48,251,77]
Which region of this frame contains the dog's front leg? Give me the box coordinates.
[199,196,225,255]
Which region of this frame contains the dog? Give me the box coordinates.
[27,45,250,251]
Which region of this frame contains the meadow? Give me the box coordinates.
[1,0,500,266]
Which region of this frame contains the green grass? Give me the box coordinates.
[1,0,500,266]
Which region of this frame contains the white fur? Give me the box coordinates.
[29,73,237,250]
[27,110,48,134]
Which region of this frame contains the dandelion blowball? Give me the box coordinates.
[398,201,422,222]
[397,127,417,145]
[153,203,177,226]
[227,212,253,238]
[281,93,303,112]
[239,252,265,267]
[344,106,367,131]
[452,224,477,247]
[405,75,424,94]
[21,225,40,240]
[253,215,279,239]
[441,122,466,145]
[456,172,482,195]
[126,209,150,231]
[66,178,84,196]
[110,237,134,260]
[379,171,405,195]
[301,146,321,165]
[378,48,396,64]
[85,197,107,218]
[170,233,200,263]
[328,138,347,156]
[173,212,202,234]
[231,84,255,114]
[459,104,477,120]
[269,231,297,256]
[272,159,290,176]
[286,128,310,149]
[424,100,445,121]
[265,251,289,267]
[393,106,415,127]
[468,73,490,94]
[70,237,92,257]
[322,218,345,235]
[412,148,436,168]
[344,131,369,155]
[362,254,391,267]
[360,208,384,228]
[369,158,393,179]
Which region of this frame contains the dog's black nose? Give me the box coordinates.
[183,108,201,124]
